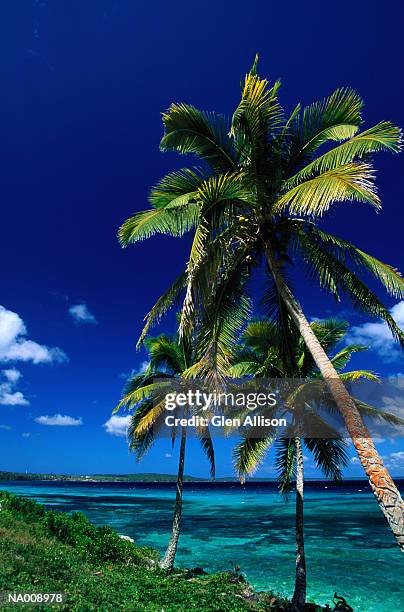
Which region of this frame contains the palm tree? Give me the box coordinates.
[115,332,215,571]
[232,318,403,609]
[118,57,404,548]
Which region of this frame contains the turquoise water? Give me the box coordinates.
[1,481,403,611]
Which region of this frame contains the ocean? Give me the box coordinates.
[1,480,403,612]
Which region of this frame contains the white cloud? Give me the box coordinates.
[0,368,29,406]
[103,415,131,437]
[371,377,404,440]
[35,414,83,426]
[22,432,31,438]
[4,341,66,364]
[120,362,150,381]
[3,368,21,383]
[389,374,404,390]
[165,452,172,458]
[350,456,360,464]
[345,301,404,362]
[383,451,404,470]
[0,389,28,406]
[0,305,67,364]
[380,393,404,420]
[68,304,97,325]
[0,424,12,431]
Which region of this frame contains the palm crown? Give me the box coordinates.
[115,332,215,477]
[231,317,401,486]
[119,55,404,371]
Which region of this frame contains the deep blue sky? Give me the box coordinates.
[0,0,403,478]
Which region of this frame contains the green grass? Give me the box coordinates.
[0,491,293,611]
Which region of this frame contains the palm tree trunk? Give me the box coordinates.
[265,246,404,552]
[292,436,306,610]
[159,422,187,571]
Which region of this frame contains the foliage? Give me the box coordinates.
[115,331,216,477]
[0,492,285,611]
[0,491,356,611]
[1,491,46,521]
[0,471,206,482]
[117,57,404,367]
[231,317,401,485]
[0,491,154,566]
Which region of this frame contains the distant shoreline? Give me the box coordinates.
[1,471,402,486]
[0,471,206,483]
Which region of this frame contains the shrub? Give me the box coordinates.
[43,511,140,564]
[0,491,45,521]
[0,492,157,566]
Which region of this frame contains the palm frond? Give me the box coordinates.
[127,399,157,461]
[179,173,254,338]
[295,229,404,346]
[122,373,150,396]
[137,272,186,348]
[149,167,207,208]
[354,250,404,299]
[310,318,349,352]
[288,87,363,168]
[179,221,210,338]
[228,346,264,377]
[286,122,402,187]
[234,436,274,479]
[339,370,379,382]
[261,271,298,371]
[248,53,259,77]
[145,334,185,374]
[304,437,348,480]
[355,399,404,426]
[160,103,237,172]
[132,398,167,436]
[330,345,367,371]
[275,437,296,495]
[115,380,170,413]
[199,429,215,478]
[231,73,283,148]
[275,163,380,217]
[122,371,172,396]
[231,345,262,364]
[195,257,252,382]
[180,358,207,380]
[280,103,301,138]
[197,172,253,212]
[304,227,404,299]
[228,360,262,377]
[199,293,252,382]
[242,319,281,356]
[118,204,200,246]
[296,318,351,377]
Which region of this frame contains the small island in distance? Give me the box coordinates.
[0,470,381,484]
[0,470,207,482]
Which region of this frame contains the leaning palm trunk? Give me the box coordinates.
[292,436,306,610]
[265,246,404,552]
[159,423,187,570]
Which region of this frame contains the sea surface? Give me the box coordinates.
[1,480,403,612]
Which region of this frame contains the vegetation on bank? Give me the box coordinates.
[0,492,352,611]
[0,471,206,482]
